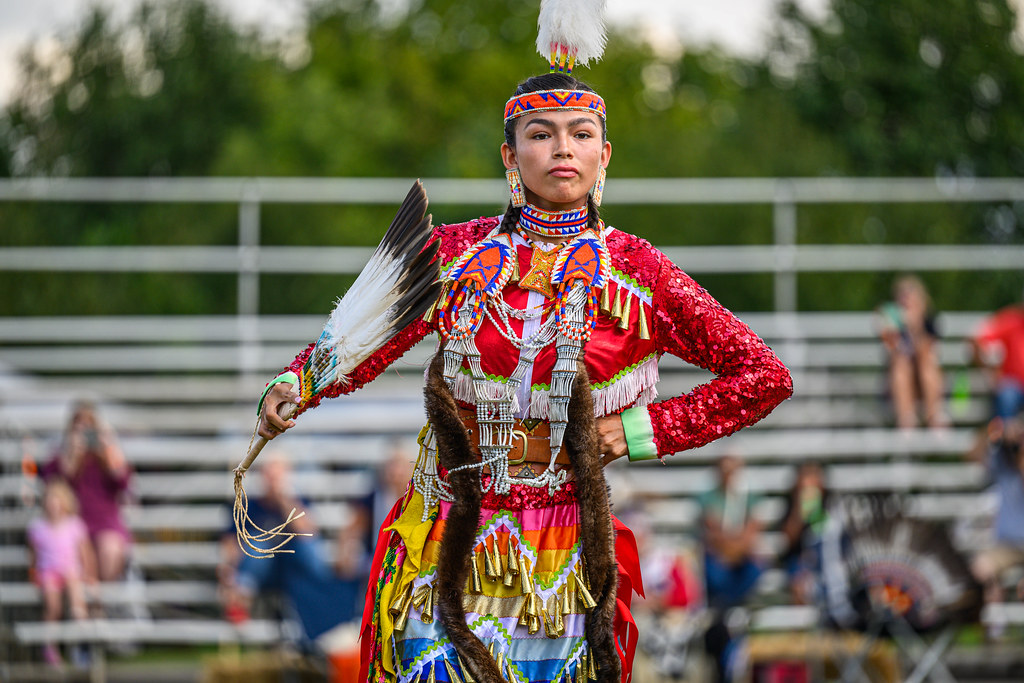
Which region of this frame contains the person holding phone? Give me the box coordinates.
[41,400,132,585]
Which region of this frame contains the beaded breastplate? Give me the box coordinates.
[427,213,609,498]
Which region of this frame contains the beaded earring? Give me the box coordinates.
[591,165,606,207]
[506,168,526,208]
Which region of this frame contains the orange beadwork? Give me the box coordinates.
[504,89,606,123]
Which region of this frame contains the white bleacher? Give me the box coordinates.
[0,308,1003,656]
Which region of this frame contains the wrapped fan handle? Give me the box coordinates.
[235,401,300,478]
[233,400,310,559]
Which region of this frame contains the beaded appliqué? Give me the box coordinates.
[519,247,559,297]
[437,234,517,342]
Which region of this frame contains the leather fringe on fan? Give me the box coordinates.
[424,350,620,683]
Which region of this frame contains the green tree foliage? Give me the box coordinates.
[770,0,1024,176]
[766,0,1024,311]
[3,0,261,177]
[0,0,1021,316]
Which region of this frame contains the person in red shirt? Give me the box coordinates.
[972,292,1024,420]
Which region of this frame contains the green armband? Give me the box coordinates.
[257,371,299,416]
[621,406,658,461]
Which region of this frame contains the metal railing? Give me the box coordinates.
[2,176,1022,316]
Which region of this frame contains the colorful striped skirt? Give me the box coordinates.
[359,476,643,683]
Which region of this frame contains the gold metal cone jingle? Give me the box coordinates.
[618,293,632,330]
[483,541,499,581]
[420,585,434,624]
[444,658,464,683]
[411,584,430,610]
[389,582,414,631]
[576,651,588,683]
[518,596,531,627]
[545,593,564,638]
[457,654,476,683]
[575,571,597,610]
[492,538,503,578]
[503,538,520,587]
[470,550,484,594]
[495,650,506,679]
[526,593,543,635]
[519,554,535,594]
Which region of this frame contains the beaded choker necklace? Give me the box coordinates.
[518,203,588,237]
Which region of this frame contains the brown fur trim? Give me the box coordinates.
[425,353,503,683]
[425,353,619,683]
[564,362,620,683]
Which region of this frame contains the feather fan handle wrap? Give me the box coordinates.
[536,0,608,69]
[233,180,439,558]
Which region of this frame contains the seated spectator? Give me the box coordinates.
[877,275,947,430]
[971,290,1024,420]
[27,480,96,666]
[779,461,830,605]
[220,453,362,641]
[968,417,1024,637]
[41,400,132,584]
[700,455,765,683]
[699,455,764,610]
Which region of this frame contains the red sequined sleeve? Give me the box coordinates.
[646,255,793,456]
[284,318,434,416]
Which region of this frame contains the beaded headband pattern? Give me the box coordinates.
[503,89,607,124]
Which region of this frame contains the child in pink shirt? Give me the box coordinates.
[26,480,95,666]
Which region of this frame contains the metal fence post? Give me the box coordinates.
[238,187,261,383]
[773,181,798,313]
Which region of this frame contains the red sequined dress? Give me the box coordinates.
[281,216,792,683]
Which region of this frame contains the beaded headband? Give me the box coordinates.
[503,89,607,124]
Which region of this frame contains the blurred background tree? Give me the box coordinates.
[767,0,1024,310]
[0,0,1021,316]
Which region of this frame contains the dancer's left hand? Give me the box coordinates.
[596,415,628,466]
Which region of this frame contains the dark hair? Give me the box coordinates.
[499,73,607,235]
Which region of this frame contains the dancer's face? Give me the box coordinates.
[501,110,611,212]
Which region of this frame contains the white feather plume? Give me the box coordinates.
[536,0,608,67]
[323,252,410,382]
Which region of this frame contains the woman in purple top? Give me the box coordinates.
[42,400,132,583]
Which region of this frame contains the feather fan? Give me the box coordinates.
[829,495,981,632]
[232,180,438,557]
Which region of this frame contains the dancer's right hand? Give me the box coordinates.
[257,383,301,440]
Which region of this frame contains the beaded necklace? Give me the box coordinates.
[518,203,589,238]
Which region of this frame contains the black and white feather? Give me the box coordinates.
[238,180,437,471]
[233,181,438,558]
[315,180,438,389]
